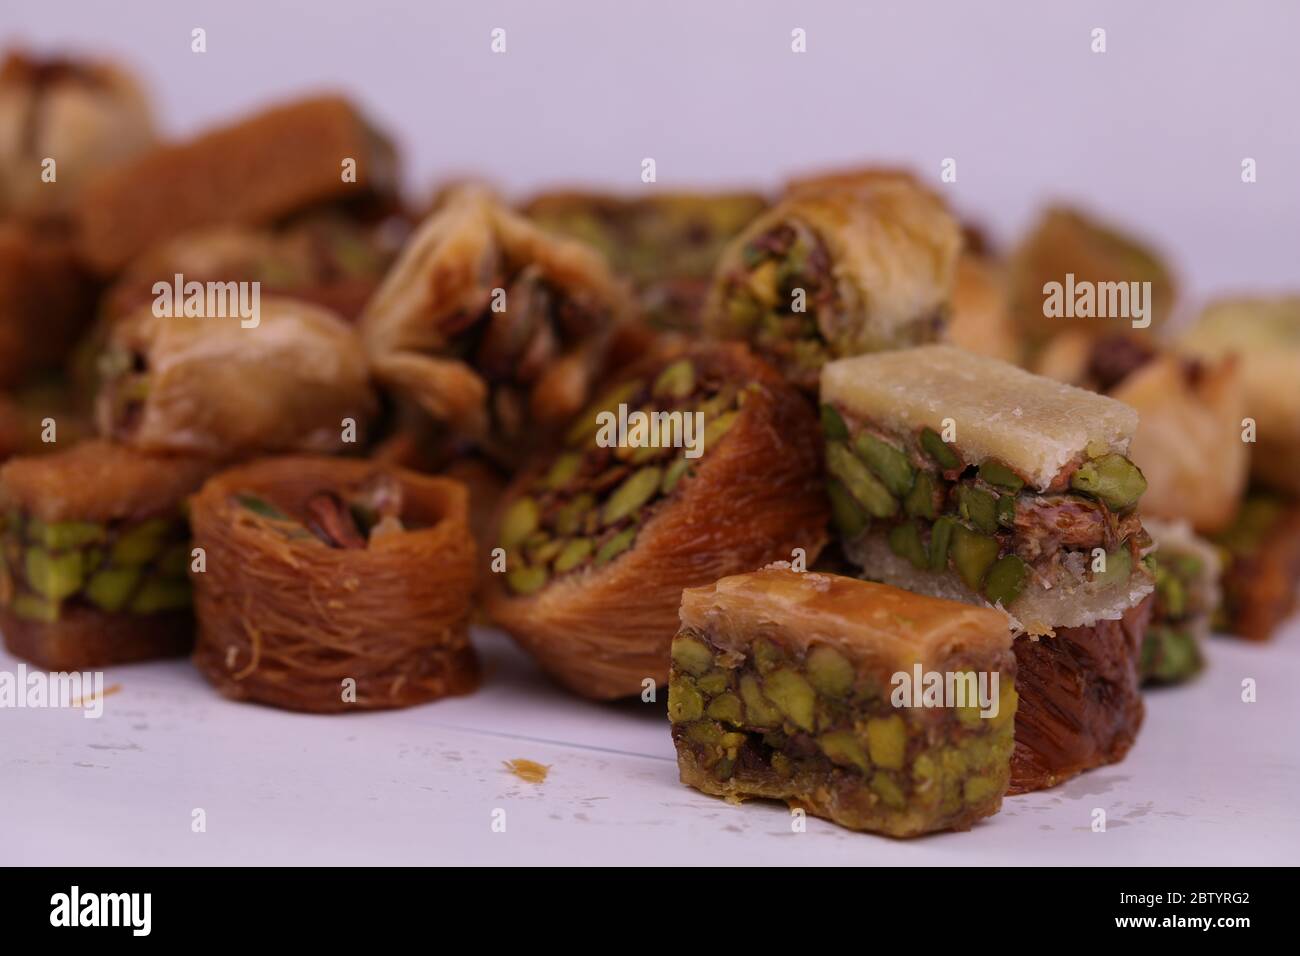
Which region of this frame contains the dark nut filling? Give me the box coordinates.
[0,510,191,623]
[823,401,1150,608]
[669,630,1016,828]
[498,357,746,594]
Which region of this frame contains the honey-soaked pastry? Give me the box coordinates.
[77,94,398,275]
[95,296,376,458]
[671,568,1017,837]
[1139,519,1218,686]
[189,457,477,712]
[705,175,960,391]
[360,186,636,468]
[1033,331,1248,535]
[485,344,828,699]
[821,346,1155,636]
[1212,492,1300,642]
[1007,206,1177,356]
[0,441,216,669]
[1008,595,1151,793]
[102,211,406,324]
[1182,297,1300,498]
[0,49,155,218]
[523,190,768,331]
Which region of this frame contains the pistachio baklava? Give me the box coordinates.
[822,345,1155,635]
[523,190,768,331]
[96,297,376,458]
[484,344,828,699]
[1139,519,1219,686]
[704,174,960,391]
[0,441,215,669]
[671,567,1017,837]
[360,186,636,468]
[189,457,477,712]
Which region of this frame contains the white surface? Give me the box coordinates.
[2,623,1297,866]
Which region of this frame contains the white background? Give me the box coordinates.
[4,0,1299,307]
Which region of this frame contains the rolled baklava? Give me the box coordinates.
[1140,519,1219,686]
[524,190,767,331]
[484,344,828,699]
[1212,492,1300,642]
[1033,331,1248,534]
[77,95,399,275]
[0,441,214,669]
[704,174,960,391]
[96,296,376,458]
[1007,206,1177,357]
[360,186,636,468]
[822,345,1155,635]
[671,567,1017,837]
[1183,297,1300,499]
[189,457,477,712]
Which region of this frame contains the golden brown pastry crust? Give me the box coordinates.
[1,603,192,670]
[1007,206,1177,353]
[1111,354,1247,534]
[189,457,478,712]
[96,297,376,458]
[360,186,636,464]
[947,253,1022,365]
[704,175,960,388]
[77,95,397,274]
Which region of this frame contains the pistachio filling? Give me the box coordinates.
[717,221,840,382]
[499,358,746,595]
[669,631,1016,825]
[0,510,192,622]
[823,402,1149,608]
[1140,552,1207,684]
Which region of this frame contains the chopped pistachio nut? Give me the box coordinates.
[501,359,746,594]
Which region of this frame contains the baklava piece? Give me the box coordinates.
[189,457,477,712]
[705,173,960,391]
[360,186,636,468]
[485,344,828,699]
[671,568,1016,837]
[0,441,214,669]
[96,297,376,458]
